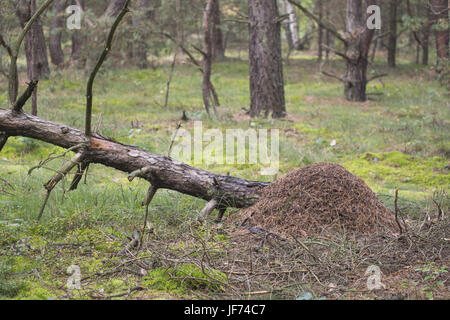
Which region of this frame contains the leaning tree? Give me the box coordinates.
[289,0,386,102]
[0,0,268,224]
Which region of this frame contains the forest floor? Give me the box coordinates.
[0,51,449,300]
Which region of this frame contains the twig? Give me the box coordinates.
[140,185,158,247]
[394,189,404,234]
[119,231,141,256]
[85,0,131,136]
[200,198,218,218]
[167,122,182,158]
[163,51,178,109]
[38,152,85,221]
[104,286,145,299]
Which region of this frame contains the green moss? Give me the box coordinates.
[14,281,56,300]
[142,263,227,294]
[343,151,449,194]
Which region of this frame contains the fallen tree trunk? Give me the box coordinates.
[0,108,268,210]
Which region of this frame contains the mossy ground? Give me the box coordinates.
[0,50,448,299]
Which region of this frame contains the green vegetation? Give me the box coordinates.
[0,52,449,300]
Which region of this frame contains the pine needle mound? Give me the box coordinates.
[240,163,398,238]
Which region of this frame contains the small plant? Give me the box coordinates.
[0,258,25,298]
[414,264,448,299]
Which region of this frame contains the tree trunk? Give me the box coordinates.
[211,0,225,60]
[387,0,398,68]
[176,0,185,52]
[279,0,301,51]
[105,0,128,18]
[279,0,294,50]
[422,3,432,65]
[248,0,286,118]
[16,0,51,116]
[49,0,67,68]
[16,0,51,80]
[286,0,300,50]
[0,109,268,210]
[317,0,324,62]
[202,0,218,118]
[132,0,155,68]
[343,0,375,102]
[429,0,449,61]
[71,0,85,68]
[325,4,331,60]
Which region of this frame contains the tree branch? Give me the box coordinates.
[85,0,130,136]
[0,34,12,58]
[8,0,54,106]
[321,71,346,83]
[0,132,8,152]
[288,0,346,43]
[161,31,202,68]
[321,44,351,61]
[12,80,38,113]
[367,73,388,83]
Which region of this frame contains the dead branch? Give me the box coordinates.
[85,0,130,136]
[12,81,38,113]
[321,44,350,61]
[38,152,85,221]
[367,73,388,83]
[200,198,219,218]
[394,189,404,234]
[140,184,158,246]
[0,132,8,152]
[288,0,346,43]
[0,34,13,58]
[163,51,178,109]
[321,71,346,83]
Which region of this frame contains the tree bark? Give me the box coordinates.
[0,109,268,210]
[429,0,449,61]
[202,0,219,118]
[279,0,301,51]
[279,0,294,50]
[70,0,85,68]
[105,0,128,18]
[211,0,225,60]
[317,0,324,62]
[49,0,67,68]
[248,0,286,118]
[16,0,50,80]
[16,0,51,116]
[288,0,376,102]
[325,3,331,60]
[421,2,432,65]
[387,0,398,68]
[131,0,155,68]
[343,0,376,102]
